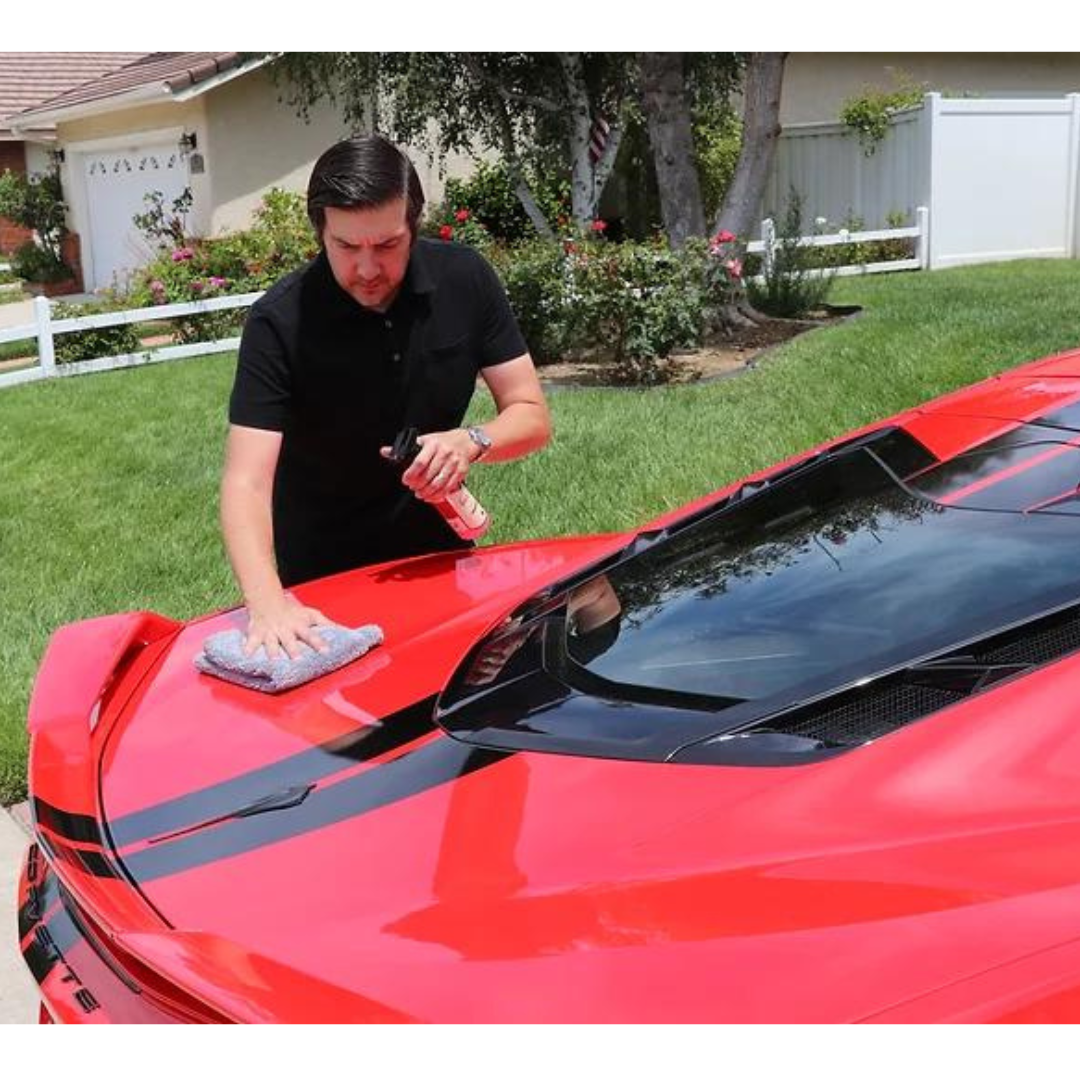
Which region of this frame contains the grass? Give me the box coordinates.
[1,258,1080,804]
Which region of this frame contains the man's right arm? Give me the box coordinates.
[221,424,328,659]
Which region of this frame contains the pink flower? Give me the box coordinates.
[715,230,736,244]
[171,247,194,262]
[563,240,578,255]
[190,280,204,293]
[724,258,743,279]
[208,276,227,288]
[591,219,607,233]
[439,225,453,241]
[455,209,470,223]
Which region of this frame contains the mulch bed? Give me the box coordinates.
[536,306,861,388]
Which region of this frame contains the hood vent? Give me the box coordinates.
[675,604,1080,764]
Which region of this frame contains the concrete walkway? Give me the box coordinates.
[0,807,37,1024]
[0,298,33,331]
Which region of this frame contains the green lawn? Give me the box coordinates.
[2,258,1080,805]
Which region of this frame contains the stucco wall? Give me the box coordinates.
[782,53,1080,125]
[56,98,209,244]
[205,70,481,236]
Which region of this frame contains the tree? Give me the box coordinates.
[271,53,634,235]
[639,53,705,248]
[714,52,788,242]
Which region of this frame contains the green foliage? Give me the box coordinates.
[51,299,143,364]
[132,188,194,251]
[127,188,318,344]
[489,234,731,382]
[748,191,836,318]
[438,160,571,242]
[694,103,743,223]
[840,73,926,155]
[11,241,68,283]
[0,168,67,263]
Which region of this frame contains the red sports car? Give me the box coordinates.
[20,349,1080,1023]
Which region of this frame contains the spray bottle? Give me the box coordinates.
[388,426,491,541]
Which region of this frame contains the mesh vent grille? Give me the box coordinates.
[761,684,966,745]
[757,607,1080,748]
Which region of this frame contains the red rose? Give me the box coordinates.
[455,209,470,223]
[439,225,453,241]
[715,230,736,243]
[591,219,607,232]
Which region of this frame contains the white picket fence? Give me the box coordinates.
[746,206,929,280]
[0,291,264,390]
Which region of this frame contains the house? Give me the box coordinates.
[10,52,476,292]
[0,52,146,255]
[781,53,1080,125]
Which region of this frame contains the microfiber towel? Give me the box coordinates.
[194,621,384,693]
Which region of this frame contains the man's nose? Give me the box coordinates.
[354,248,379,278]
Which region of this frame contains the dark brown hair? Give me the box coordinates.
[307,134,425,241]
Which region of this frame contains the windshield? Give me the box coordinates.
[565,447,1080,710]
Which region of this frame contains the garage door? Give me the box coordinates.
[84,146,189,291]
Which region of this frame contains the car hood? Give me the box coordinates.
[92,537,1080,1021]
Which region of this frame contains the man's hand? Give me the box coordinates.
[243,593,330,660]
[380,428,481,503]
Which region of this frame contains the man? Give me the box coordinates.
[222,135,551,660]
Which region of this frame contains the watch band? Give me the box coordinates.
[467,426,493,459]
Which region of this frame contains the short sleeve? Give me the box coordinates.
[228,308,292,431]
[474,253,528,368]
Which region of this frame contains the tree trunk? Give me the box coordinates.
[559,53,596,226]
[714,52,787,242]
[640,52,705,248]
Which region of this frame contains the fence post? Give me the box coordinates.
[761,218,776,278]
[915,206,930,270]
[33,295,56,377]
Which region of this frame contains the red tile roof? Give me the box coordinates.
[0,52,149,134]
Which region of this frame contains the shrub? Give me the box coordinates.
[435,161,571,242]
[0,168,67,265]
[11,241,69,283]
[489,232,711,382]
[127,188,318,344]
[748,191,836,318]
[840,73,926,155]
[52,299,142,364]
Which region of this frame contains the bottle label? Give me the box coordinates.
[441,485,490,540]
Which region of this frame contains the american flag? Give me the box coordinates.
[588,115,611,164]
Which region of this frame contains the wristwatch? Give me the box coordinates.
[466,426,493,460]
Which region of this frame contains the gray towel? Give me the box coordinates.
[194,621,384,693]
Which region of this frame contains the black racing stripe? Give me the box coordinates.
[1030,399,1080,433]
[39,832,120,880]
[33,797,102,845]
[122,735,510,882]
[108,694,440,849]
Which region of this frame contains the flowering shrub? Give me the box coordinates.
[423,205,496,252]
[489,232,716,382]
[440,161,571,242]
[127,188,318,343]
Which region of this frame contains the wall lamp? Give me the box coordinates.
[178,132,197,155]
[50,148,65,165]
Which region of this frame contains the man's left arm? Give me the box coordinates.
[394,354,552,501]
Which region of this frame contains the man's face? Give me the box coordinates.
[322,199,413,312]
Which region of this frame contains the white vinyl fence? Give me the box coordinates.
[765,92,1080,270]
[0,292,263,390]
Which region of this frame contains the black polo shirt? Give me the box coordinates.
[229,238,527,586]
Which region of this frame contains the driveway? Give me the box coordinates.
[0,807,37,1024]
